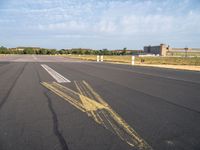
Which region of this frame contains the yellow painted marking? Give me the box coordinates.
[42,82,85,112]
[82,80,109,107]
[74,81,105,111]
[41,81,153,150]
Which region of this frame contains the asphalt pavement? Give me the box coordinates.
[0,55,200,150]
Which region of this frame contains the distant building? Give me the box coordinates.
[144,44,200,56]
[111,49,143,55]
[144,44,169,56]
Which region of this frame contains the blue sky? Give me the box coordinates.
[0,0,200,49]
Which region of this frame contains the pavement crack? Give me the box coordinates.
[0,63,27,110]
[34,62,42,82]
[44,92,69,150]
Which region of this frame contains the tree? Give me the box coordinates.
[85,50,91,55]
[59,49,67,54]
[38,49,48,55]
[0,46,8,54]
[121,47,127,55]
[47,49,57,55]
[102,49,109,55]
[23,48,36,54]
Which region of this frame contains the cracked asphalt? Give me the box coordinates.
[0,55,200,150]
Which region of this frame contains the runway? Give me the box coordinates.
[0,55,200,150]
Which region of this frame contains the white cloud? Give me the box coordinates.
[0,0,200,48]
[38,21,86,31]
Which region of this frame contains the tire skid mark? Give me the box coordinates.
[41,81,153,150]
[34,62,43,83]
[0,63,27,110]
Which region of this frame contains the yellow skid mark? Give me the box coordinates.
[42,82,85,112]
[80,80,109,107]
[41,81,153,150]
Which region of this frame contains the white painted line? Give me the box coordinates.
[41,64,71,83]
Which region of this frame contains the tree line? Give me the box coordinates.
[0,46,142,55]
[0,46,57,55]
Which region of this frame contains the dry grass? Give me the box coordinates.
[64,55,200,66]
[104,55,131,63]
[65,55,132,63]
[167,52,200,57]
[65,55,97,61]
[136,57,200,65]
